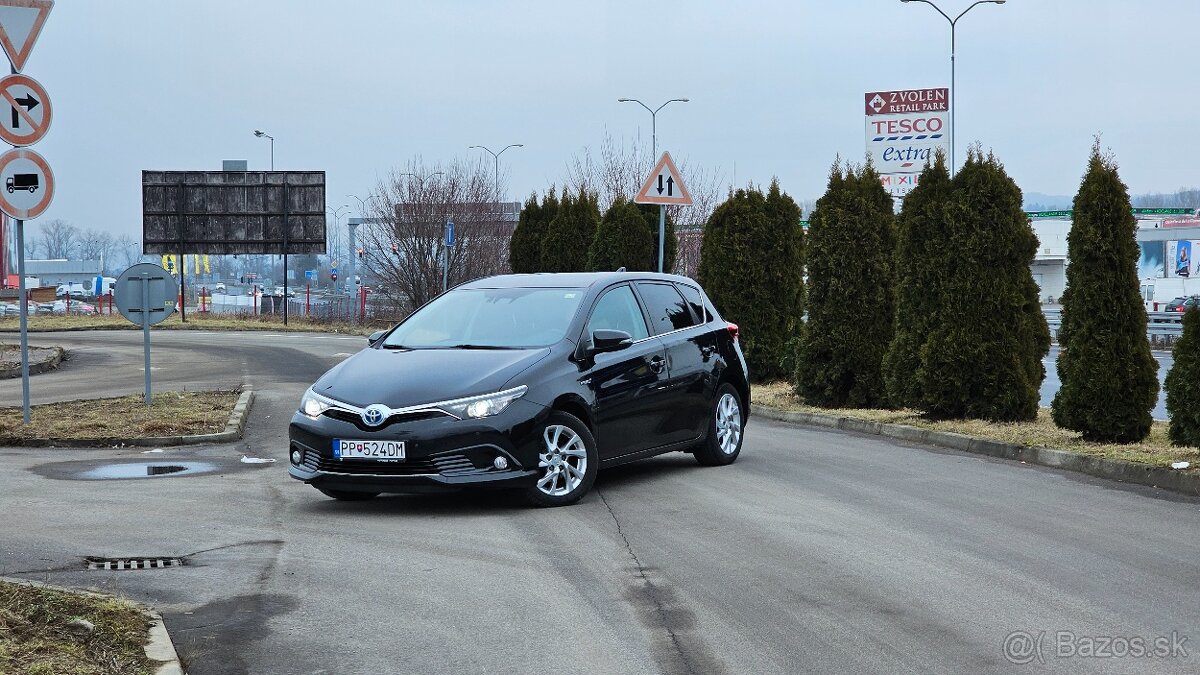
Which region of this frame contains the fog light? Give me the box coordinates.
[493,456,509,470]
[291,450,302,465]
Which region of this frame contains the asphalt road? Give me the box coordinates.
[0,330,1198,674]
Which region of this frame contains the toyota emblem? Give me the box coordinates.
[361,404,389,427]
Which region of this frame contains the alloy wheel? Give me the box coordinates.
[715,392,742,455]
[537,424,588,496]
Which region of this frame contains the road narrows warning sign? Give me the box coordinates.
[0,72,48,146]
[0,0,51,73]
[634,152,692,206]
[0,146,52,219]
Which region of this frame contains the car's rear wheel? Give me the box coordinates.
[523,411,597,507]
[317,488,379,501]
[694,383,744,466]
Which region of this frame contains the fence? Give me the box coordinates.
[1043,307,1184,346]
[199,287,408,324]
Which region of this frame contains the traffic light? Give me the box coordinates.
[357,248,364,259]
[391,242,398,254]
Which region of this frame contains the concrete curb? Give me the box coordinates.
[0,345,63,378]
[0,575,185,674]
[0,390,254,448]
[751,403,1200,498]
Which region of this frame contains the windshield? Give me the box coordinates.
[382,287,585,349]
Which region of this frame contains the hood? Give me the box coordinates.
[313,346,550,409]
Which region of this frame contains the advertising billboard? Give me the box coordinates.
[865,88,949,198]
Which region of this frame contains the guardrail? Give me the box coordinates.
[1043,309,1184,341]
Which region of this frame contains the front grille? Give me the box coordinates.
[298,446,484,476]
[326,408,449,430]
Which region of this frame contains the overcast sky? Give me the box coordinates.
[23,0,1200,239]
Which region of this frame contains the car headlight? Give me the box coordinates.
[300,388,336,419]
[439,386,528,419]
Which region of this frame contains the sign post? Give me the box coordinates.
[0,0,53,424]
[114,263,178,405]
[443,219,455,292]
[634,152,693,273]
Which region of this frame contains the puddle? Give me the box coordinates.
[76,462,217,480]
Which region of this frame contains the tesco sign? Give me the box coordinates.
[864,109,949,180]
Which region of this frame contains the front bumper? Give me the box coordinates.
[288,398,549,494]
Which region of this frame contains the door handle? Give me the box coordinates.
[649,356,666,374]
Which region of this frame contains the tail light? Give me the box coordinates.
[726,322,739,342]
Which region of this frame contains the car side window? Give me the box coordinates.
[635,282,698,334]
[585,285,650,341]
[675,284,707,324]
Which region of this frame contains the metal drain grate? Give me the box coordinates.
[85,557,183,571]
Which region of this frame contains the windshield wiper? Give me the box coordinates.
[447,344,515,350]
[381,343,415,350]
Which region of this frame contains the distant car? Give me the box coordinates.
[1165,296,1200,313]
[215,282,227,294]
[0,303,17,316]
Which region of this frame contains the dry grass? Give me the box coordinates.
[0,389,241,442]
[0,312,386,335]
[753,381,1200,469]
[0,580,154,675]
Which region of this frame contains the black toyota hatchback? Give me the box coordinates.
[288,272,750,507]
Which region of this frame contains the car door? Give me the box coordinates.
[581,283,671,459]
[633,281,711,446]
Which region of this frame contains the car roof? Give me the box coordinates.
[458,272,702,290]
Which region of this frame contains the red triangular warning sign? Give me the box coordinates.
[634,152,693,206]
[0,0,51,73]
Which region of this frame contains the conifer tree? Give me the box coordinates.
[589,198,655,271]
[1052,143,1158,442]
[1166,308,1200,446]
[795,162,895,407]
[509,192,543,273]
[698,180,804,381]
[920,148,1049,421]
[883,152,953,408]
[541,189,599,272]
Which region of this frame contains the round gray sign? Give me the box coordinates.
[114,263,179,327]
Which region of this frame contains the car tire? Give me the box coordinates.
[317,488,379,501]
[694,383,745,466]
[523,411,598,508]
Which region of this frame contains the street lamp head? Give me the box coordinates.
[254,130,264,137]
[618,98,632,102]
[680,98,690,102]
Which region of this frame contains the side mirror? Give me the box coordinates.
[590,329,633,354]
[368,330,386,346]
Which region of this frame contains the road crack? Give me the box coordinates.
[597,487,705,675]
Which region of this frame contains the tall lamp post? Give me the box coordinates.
[326,205,350,292]
[468,144,522,205]
[253,130,274,170]
[617,97,688,161]
[901,0,1006,175]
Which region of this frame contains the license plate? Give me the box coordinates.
[333,439,406,460]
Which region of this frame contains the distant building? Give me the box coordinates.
[25,259,103,288]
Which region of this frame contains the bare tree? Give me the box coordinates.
[359,158,511,314]
[34,219,78,259]
[560,132,725,276]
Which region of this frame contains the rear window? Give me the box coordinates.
[675,284,707,323]
[635,282,699,334]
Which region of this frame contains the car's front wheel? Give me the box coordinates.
[523,411,597,507]
[694,383,744,466]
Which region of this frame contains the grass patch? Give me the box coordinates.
[0,312,386,335]
[0,580,155,675]
[0,389,241,442]
[753,381,1200,469]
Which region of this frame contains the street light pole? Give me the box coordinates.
[617,98,689,161]
[901,0,1005,175]
[253,130,274,170]
[468,144,523,205]
[326,205,350,292]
